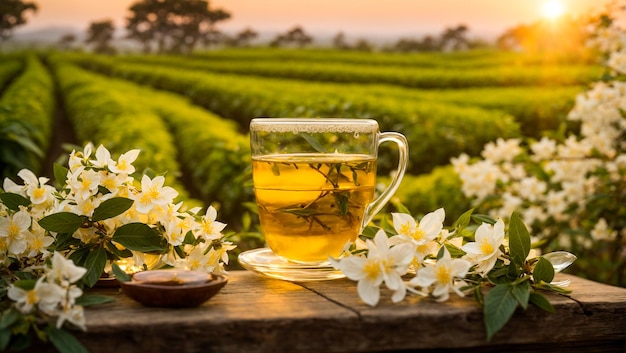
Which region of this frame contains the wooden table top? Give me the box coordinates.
[32,270,626,353]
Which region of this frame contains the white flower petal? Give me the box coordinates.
[357,278,380,306]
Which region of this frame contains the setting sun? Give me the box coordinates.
[541,0,565,20]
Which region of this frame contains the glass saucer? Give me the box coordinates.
[237,248,346,282]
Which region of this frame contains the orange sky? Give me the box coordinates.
[16,0,612,39]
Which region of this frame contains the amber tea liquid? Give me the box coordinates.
[252,153,376,263]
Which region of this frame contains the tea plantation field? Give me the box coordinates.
[0,49,601,230]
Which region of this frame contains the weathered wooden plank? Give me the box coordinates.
[297,273,626,352]
[25,271,626,353]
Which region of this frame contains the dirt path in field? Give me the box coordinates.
[42,64,78,180]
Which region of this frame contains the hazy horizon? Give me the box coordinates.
[12,0,613,42]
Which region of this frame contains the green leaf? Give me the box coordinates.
[8,333,31,351]
[452,208,474,230]
[472,214,496,225]
[111,262,131,282]
[75,294,115,307]
[47,327,90,353]
[511,281,530,310]
[39,212,85,234]
[69,246,91,267]
[484,284,519,341]
[540,283,572,294]
[508,212,530,267]
[0,325,11,351]
[0,308,20,330]
[92,197,134,222]
[104,241,132,259]
[83,247,107,288]
[53,163,70,188]
[0,193,30,211]
[112,223,167,253]
[54,233,82,252]
[334,191,349,216]
[12,279,36,291]
[183,231,196,245]
[300,133,327,153]
[393,202,411,215]
[444,242,465,258]
[529,292,556,313]
[533,257,555,284]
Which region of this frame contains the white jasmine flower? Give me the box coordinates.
[25,225,54,257]
[56,302,86,331]
[164,216,187,246]
[194,206,227,241]
[456,159,503,199]
[93,144,114,169]
[48,252,87,286]
[608,50,626,74]
[134,175,178,214]
[109,149,140,175]
[179,243,219,272]
[18,169,55,205]
[590,218,618,241]
[409,247,471,302]
[518,177,547,202]
[335,231,414,306]
[530,137,557,161]
[390,208,444,263]
[4,174,26,195]
[8,280,64,314]
[98,170,127,195]
[0,208,31,255]
[68,167,101,201]
[462,219,505,276]
[481,138,522,163]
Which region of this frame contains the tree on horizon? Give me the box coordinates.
[85,19,116,54]
[0,0,37,47]
[125,0,230,54]
[270,26,313,48]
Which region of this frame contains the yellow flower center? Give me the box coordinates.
[32,187,46,200]
[8,221,20,238]
[363,259,380,280]
[399,222,425,241]
[102,177,116,191]
[81,178,91,190]
[26,289,38,305]
[480,239,494,255]
[202,221,214,235]
[31,237,43,250]
[411,229,426,241]
[436,266,451,284]
[189,259,201,269]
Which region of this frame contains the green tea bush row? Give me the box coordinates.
[0,55,55,178]
[68,54,520,175]
[0,59,23,92]
[140,88,253,224]
[191,48,593,69]
[50,60,191,200]
[121,53,601,89]
[392,165,471,223]
[51,58,252,223]
[358,84,581,137]
[112,54,584,137]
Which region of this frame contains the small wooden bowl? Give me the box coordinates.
[119,269,227,308]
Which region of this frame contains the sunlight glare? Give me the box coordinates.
[541,0,565,20]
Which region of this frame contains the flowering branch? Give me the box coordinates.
[0,143,234,352]
[332,208,576,340]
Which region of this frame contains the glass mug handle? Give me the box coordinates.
[361,131,409,231]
